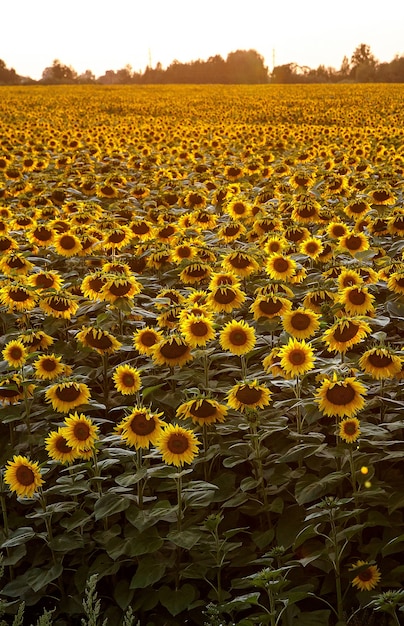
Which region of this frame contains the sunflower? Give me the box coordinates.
[344,199,371,220]
[0,252,34,276]
[112,364,142,395]
[218,221,246,243]
[219,319,256,356]
[0,283,37,312]
[221,251,259,278]
[358,347,402,380]
[339,417,361,444]
[76,326,122,355]
[326,221,349,240]
[39,291,79,320]
[263,236,287,255]
[155,288,185,310]
[336,269,363,290]
[338,231,369,256]
[303,289,334,314]
[180,313,216,348]
[299,237,324,259]
[156,423,200,467]
[179,263,212,285]
[4,455,44,498]
[172,242,198,263]
[322,318,371,354]
[133,327,164,356]
[28,225,55,247]
[315,375,366,418]
[103,226,133,251]
[350,561,381,592]
[33,354,70,381]
[278,338,316,377]
[368,185,395,206]
[183,191,207,210]
[225,199,252,221]
[0,235,18,254]
[54,232,82,257]
[45,381,91,413]
[117,407,165,449]
[250,294,292,321]
[61,412,99,452]
[387,271,404,295]
[338,285,375,316]
[227,380,272,412]
[129,219,154,241]
[282,308,320,340]
[2,340,27,368]
[28,270,63,291]
[81,271,109,301]
[224,165,244,181]
[262,347,293,379]
[265,253,297,282]
[176,396,228,426]
[19,330,54,352]
[152,335,193,368]
[45,429,78,464]
[101,275,142,304]
[206,284,246,314]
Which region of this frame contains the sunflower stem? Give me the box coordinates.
[240,354,247,379]
[380,379,385,421]
[329,508,345,624]
[249,419,270,527]
[202,350,209,390]
[176,473,183,532]
[101,353,109,417]
[136,448,144,509]
[0,471,14,580]
[202,423,209,482]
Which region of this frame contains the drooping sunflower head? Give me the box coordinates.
[250,294,292,321]
[4,455,44,498]
[0,282,38,312]
[338,285,375,316]
[151,334,193,368]
[227,379,272,412]
[179,262,212,286]
[39,290,79,320]
[76,326,122,355]
[221,251,259,278]
[176,396,228,426]
[28,270,63,292]
[101,275,142,304]
[45,381,91,414]
[156,423,201,467]
[358,346,402,380]
[315,375,366,418]
[322,318,371,354]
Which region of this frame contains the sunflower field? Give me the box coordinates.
[0,83,404,626]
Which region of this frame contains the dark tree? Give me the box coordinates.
[41,59,77,83]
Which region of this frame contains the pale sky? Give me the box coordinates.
[2,0,403,79]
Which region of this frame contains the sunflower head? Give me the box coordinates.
[350,560,381,592]
[4,455,44,498]
[219,319,256,356]
[156,423,200,467]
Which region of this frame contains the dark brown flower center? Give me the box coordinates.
[16,465,35,486]
[223,225,240,236]
[131,221,150,235]
[367,352,393,368]
[129,412,155,435]
[331,225,346,237]
[167,433,189,453]
[35,274,56,288]
[59,235,77,250]
[290,313,310,330]
[190,321,209,337]
[45,297,71,311]
[344,235,362,250]
[343,421,358,436]
[139,331,158,347]
[0,237,13,251]
[184,265,208,278]
[88,277,106,292]
[33,227,53,242]
[55,385,82,402]
[190,400,216,418]
[235,386,263,405]
[333,322,359,343]
[9,347,23,360]
[229,329,248,346]
[122,373,135,387]
[288,349,306,365]
[213,288,237,304]
[372,190,391,203]
[228,254,251,269]
[9,288,31,302]
[160,341,189,359]
[56,436,73,453]
[108,282,132,296]
[358,568,373,582]
[85,331,113,350]
[73,422,90,441]
[348,289,367,305]
[272,258,290,272]
[41,358,58,372]
[325,383,356,405]
[259,299,283,315]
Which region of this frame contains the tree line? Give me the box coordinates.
[1,44,404,85]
